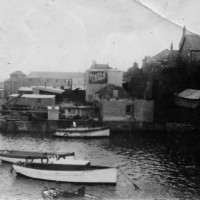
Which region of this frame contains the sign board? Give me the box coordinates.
[89,71,107,84]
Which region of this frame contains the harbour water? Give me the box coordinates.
[0,131,200,200]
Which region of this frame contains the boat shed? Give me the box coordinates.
[9,94,55,108]
[100,99,134,121]
[62,106,97,119]
[175,89,200,108]
[18,87,33,94]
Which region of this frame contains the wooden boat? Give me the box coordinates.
[13,162,117,184]
[41,186,85,199]
[0,150,89,165]
[54,126,110,138]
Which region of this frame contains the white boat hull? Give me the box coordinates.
[54,127,110,138]
[13,164,117,184]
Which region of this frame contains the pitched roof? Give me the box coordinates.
[10,71,26,76]
[92,64,112,69]
[35,86,64,94]
[95,84,130,99]
[27,72,85,79]
[91,61,113,70]
[18,87,33,92]
[177,89,200,100]
[186,35,200,50]
[152,49,170,61]
[179,34,200,51]
[10,94,55,98]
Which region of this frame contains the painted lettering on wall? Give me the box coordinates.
[89,72,107,84]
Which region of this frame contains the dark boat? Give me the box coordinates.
[41,186,85,199]
[0,150,75,164]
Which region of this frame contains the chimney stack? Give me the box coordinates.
[170,42,173,51]
[91,60,96,68]
[183,26,186,35]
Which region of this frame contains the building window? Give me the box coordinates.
[37,99,41,103]
[126,105,131,114]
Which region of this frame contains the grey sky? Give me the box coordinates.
[0,0,199,81]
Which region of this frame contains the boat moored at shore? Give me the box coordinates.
[13,162,117,184]
[54,126,110,138]
[0,150,87,165]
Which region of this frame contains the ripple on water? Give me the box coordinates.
[0,132,200,199]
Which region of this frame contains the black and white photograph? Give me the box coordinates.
[0,0,200,199]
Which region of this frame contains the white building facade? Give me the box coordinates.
[85,62,123,102]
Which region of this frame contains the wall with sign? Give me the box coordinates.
[86,69,123,102]
[89,71,108,84]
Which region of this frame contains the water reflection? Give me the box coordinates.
[0,131,200,199]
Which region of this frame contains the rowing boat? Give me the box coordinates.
[54,126,110,138]
[0,150,90,165]
[13,162,117,184]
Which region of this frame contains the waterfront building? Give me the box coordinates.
[26,71,85,90]
[9,94,55,107]
[62,106,97,120]
[85,61,123,102]
[133,99,154,122]
[4,71,27,96]
[100,99,133,121]
[99,97,154,123]
[4,71,85,97]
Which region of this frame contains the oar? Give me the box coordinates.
[118,168,139,190]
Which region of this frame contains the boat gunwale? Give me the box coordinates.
[0,150,74,159]
[14,163,115,171]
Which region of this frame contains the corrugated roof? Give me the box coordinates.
[35,86,64,94]
[177,89,200,99]
[10,94,55,98]
[18,87,33,92]
[27,72,85,79]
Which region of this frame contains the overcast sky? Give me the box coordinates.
[0,0,200,81]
